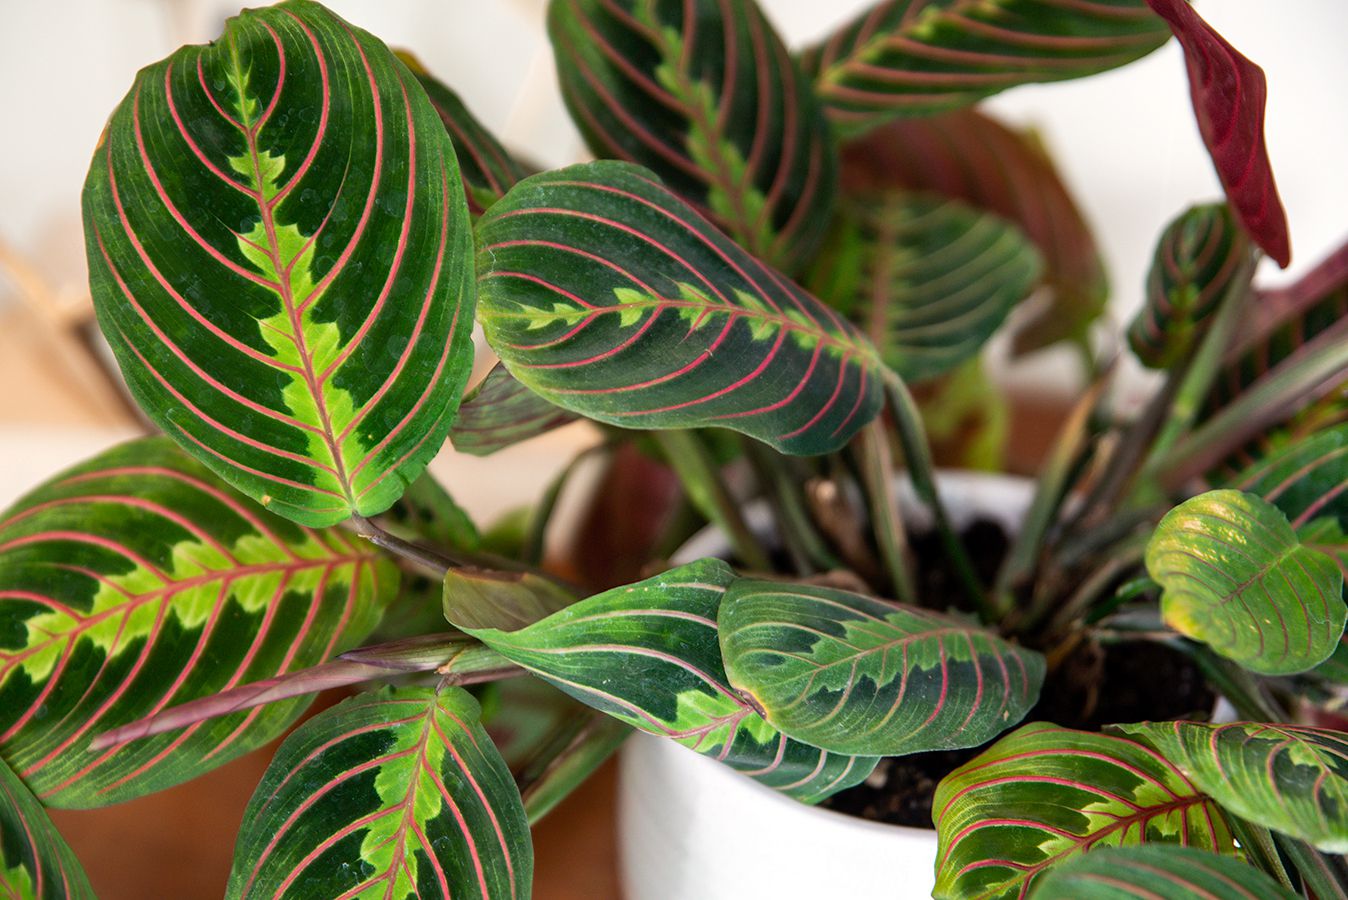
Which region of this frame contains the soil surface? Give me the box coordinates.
[817,517,1214,828]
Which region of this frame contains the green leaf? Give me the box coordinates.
[1231,423,1348,535]
[1030,844,1296,900]
[838,108,1110,355]
[379,471,480,552]
[0,437,396,807]
[1129,203,1252,369]
[82,0,476,526]
[453,560,878,803]
[548,0,838,269]
[808,191,1042,382]
[1117,721,1348,853]
[450,363,580,457]
[442,566,578,633]
[476,160,888,456]
[1145,489,1346,675]
[0,756,95,899]
[717,579,1044,756]
[933,722,1238,900]
[227,685,530,900]
[397,51,531,218]
[803,0,1172,137]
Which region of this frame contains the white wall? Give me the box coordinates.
[2,0,1345,395]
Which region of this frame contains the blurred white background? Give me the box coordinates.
[1,0,1346,398]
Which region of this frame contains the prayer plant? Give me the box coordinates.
[3,0,1347,897]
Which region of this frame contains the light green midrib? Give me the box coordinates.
[223,29,357,509]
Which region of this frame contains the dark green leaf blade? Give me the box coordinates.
[0,756,95,899]
[450,363,580,457]
[933,723,1238,900]
[475,160,888,456]
[0,437,396,807]
[548,0,838,269]
[82,0,476,526]
[808,192,1042,382]
[397,50,531,217]
[453,560,877,803]
[1145,489,1346,675]
[1030,844,1296,900]
[718,579,1044,756]
[803,0,1172,137]
[227,685,531,900]
[1129,203,1252,369]
[1118,721,1348,853]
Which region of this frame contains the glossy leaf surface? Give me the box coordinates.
[804,0,1171,137]
[398,51,530,217]
[0,438,395,807]
[457,560,877,803]
[82,0,476,526]
[718,579,1044,756]
[227,686,530,900]
[808,192,1042,382]
[1145,490,1345,675]
[1119,721,1348,853]
[838,109,1108,355]
[1146,0,1290,267]
[549,0,837,268]
[476,161,887,456]
[933,723,1237,900]
[450,363,580,457]
[0,757,94,899]
[1031,844,1295,900]
[1129,203,1251,369]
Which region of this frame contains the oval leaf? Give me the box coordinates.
[803,0,1172,137]
[227,685,531,900]
[808,192,1042,382]
[1031,844,1296,900]
[933,722,1238,900]
[1145,0,1290,267]
[450,363,580,457]
[717,579,1044,756]
[452,560,877,803]
[81,0,476,526]
[838,109,1109,355]
[397,51,531,217]
[475,160,887,456]
[1145,489,1346,675]
[1118,721,1348,853]
[1129,203,1252,369]
[0,757,94,899]
[0,438,396,807]
[549,0,837,269]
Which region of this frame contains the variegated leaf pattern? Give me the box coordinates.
[1145,490,1346,675]
[0,757,95,899]
[227,686,531,900]
[397,51,531,218]
[802,0,1172,137]
[453,559,877,803]
[449,363,580,457]
[838,109,1109,355]
[476,161,888,456]
[1146,0,1290,267]
[548,0,837,269]
[933,723,1238,900]
[1030,845,1295,900]
[1128,203,1252,369]
[82,0,476,527]
[1118,721,1348,853]
[0,438,395,808]
[717,579,1044,756]
[1232,423,1348,534]
[807,192,1042,382]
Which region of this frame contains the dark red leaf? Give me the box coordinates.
[1147,0,1291,267]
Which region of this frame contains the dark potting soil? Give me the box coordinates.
[816,517,1215,829]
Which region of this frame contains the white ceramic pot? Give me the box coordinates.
[617,471,1035,900]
